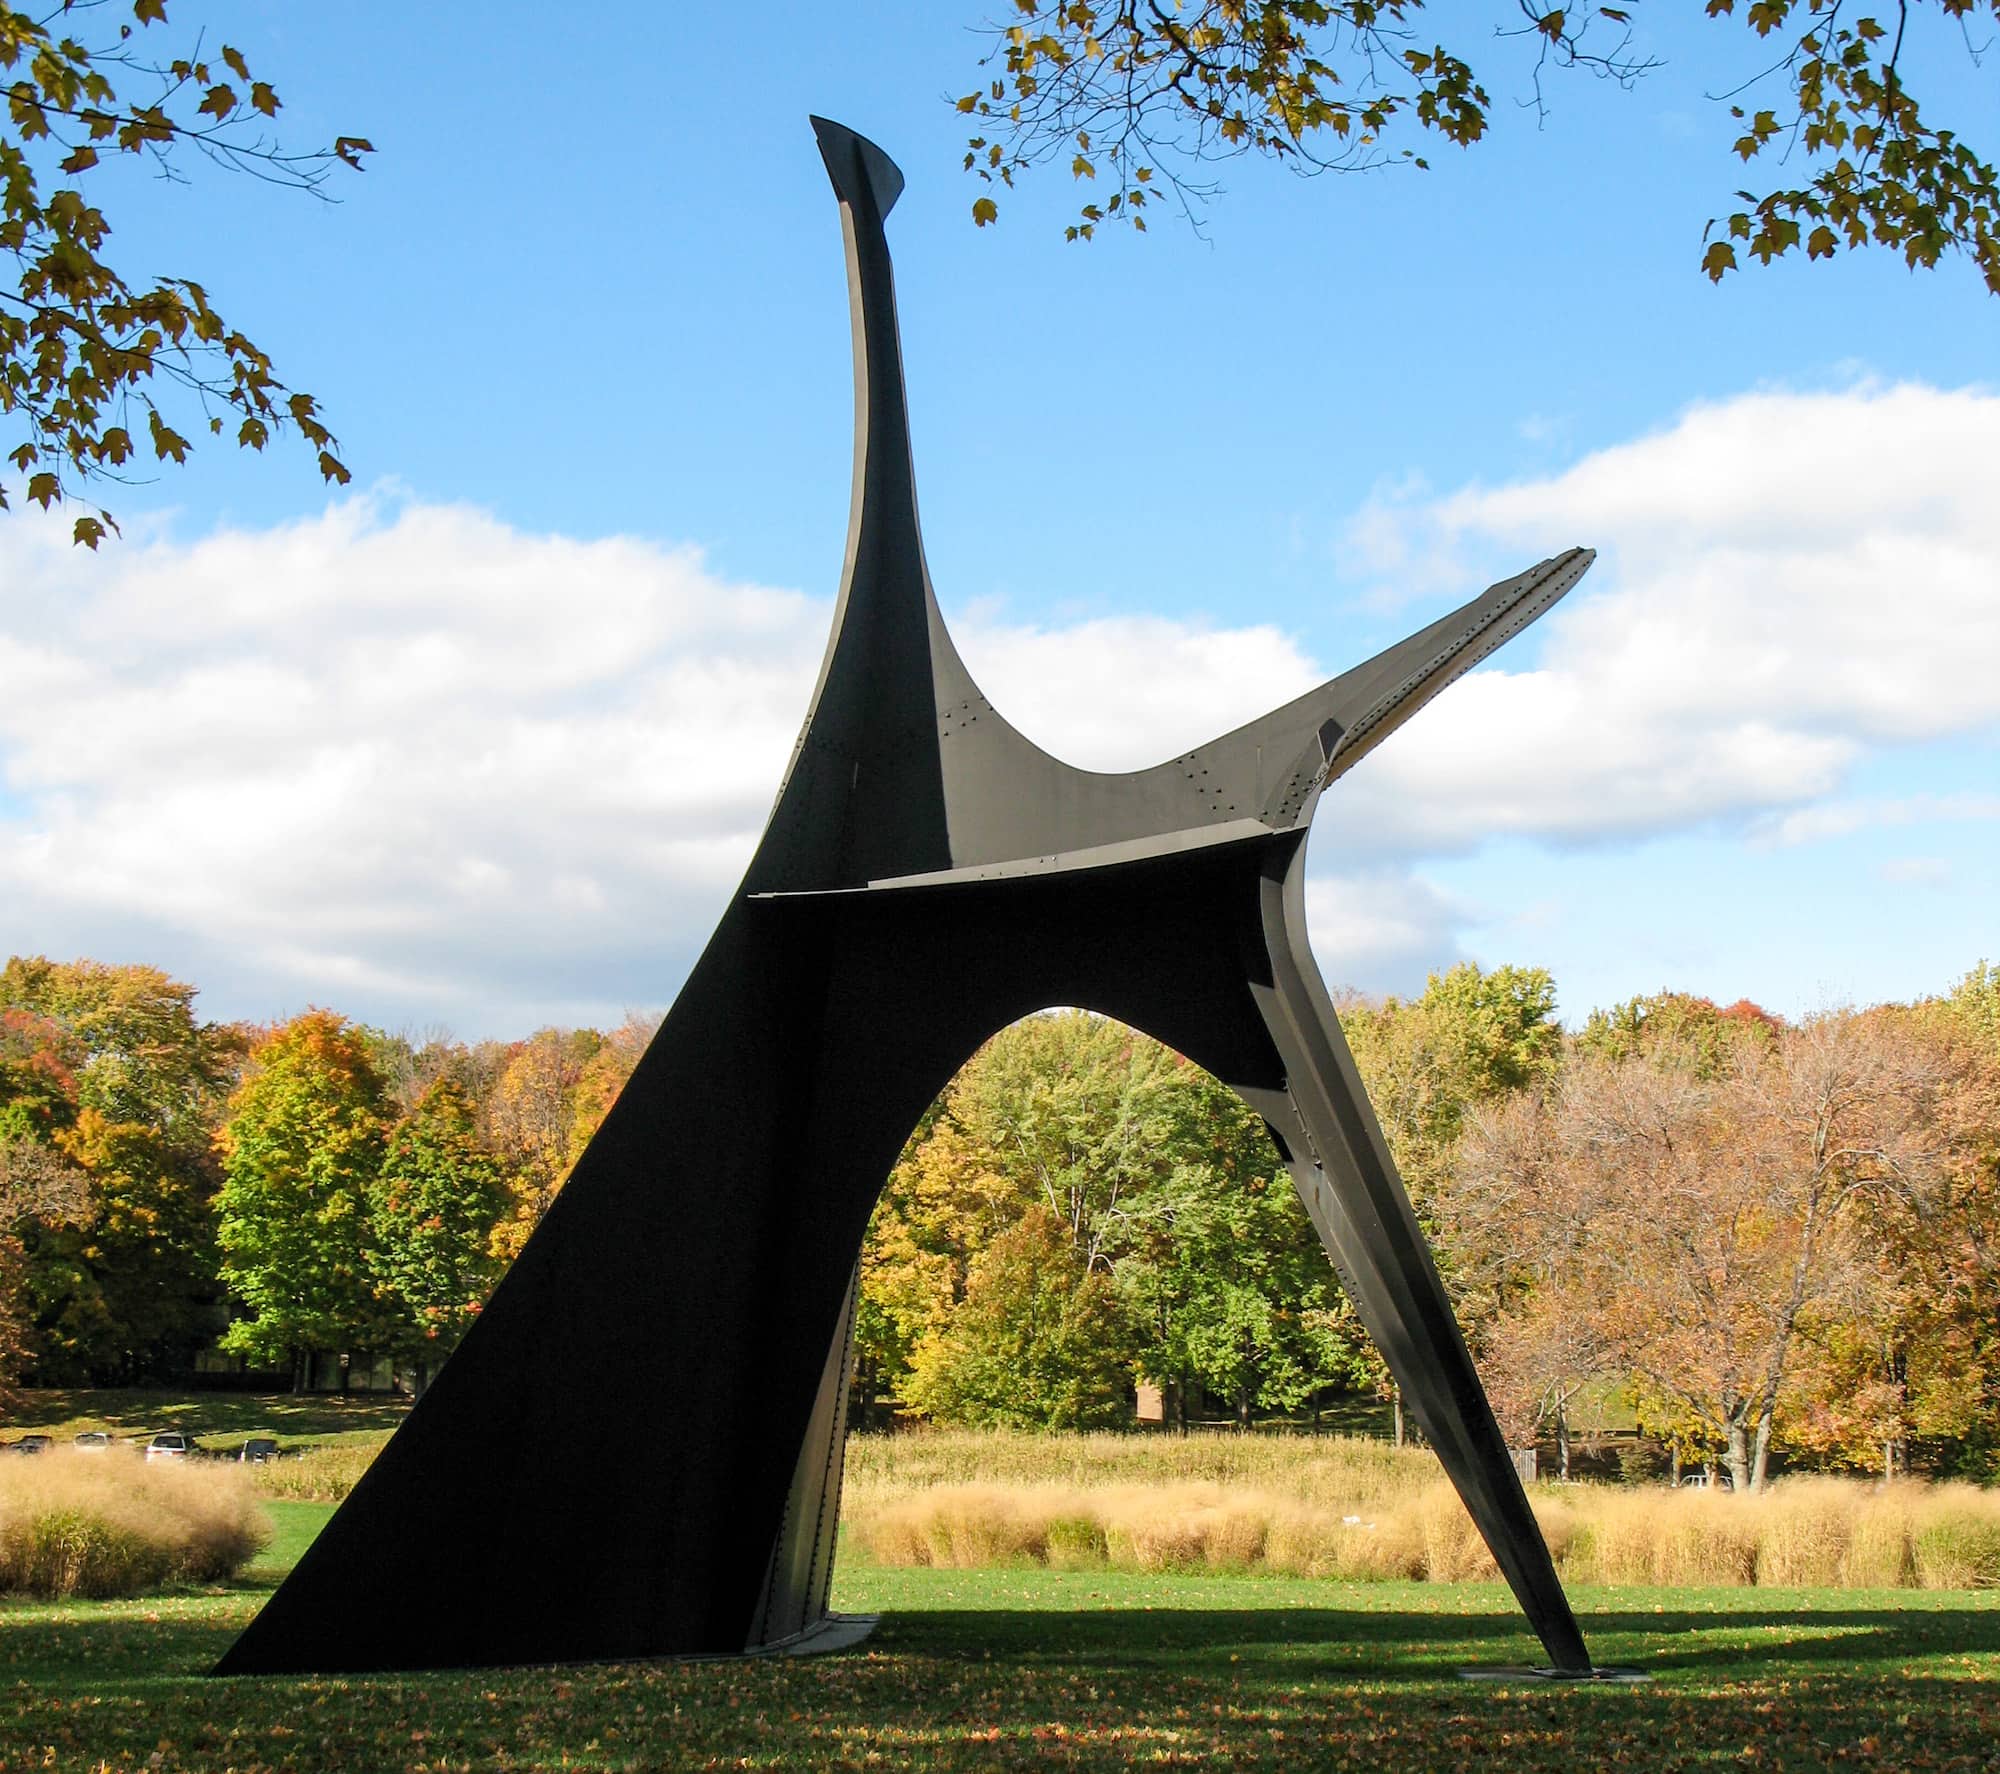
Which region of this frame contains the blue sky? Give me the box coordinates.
[0,1,1994,1036]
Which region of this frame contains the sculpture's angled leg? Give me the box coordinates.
[1234,842,1592,1674]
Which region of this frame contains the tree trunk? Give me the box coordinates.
[1556,1404,1571,1482]
[290,1347,307,1396]
[1750,1406,1775,1492]
[1393,1387,1405,1449]
[1236,1385,1251,1430]
[1669,1445,1681,1487]
[1725,1416,1753,1493]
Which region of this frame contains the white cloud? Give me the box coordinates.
[0,498,1324,1033]
[5,381,1994,1033]
[1754,792,2000,848]
[1302,871,1472,998]
[1318,381,2000,862]
[1878,857,1951,888]
[954,614,1319,771]
[0,499,832,1033]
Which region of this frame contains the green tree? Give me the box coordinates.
[854,1114,1002,1420]
[367,1079,507,1386]
[0,1,368,544]
[1338,962,1560,1434]
[945,1010,1188,1268]
[862,1010,1366,1428]
[858,1013,1174,1411]
[1937,960,2000,1056]
[1342,961,1560,1210]
[214,1009,389,1387]
[958,2,2000,295]
[1119,1066,1359,1427]
[902,1206,1137,1429]
[1576,989,1783,1078]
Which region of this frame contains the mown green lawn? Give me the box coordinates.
[0,1501,1993,1771]
[8,1389,408,1451]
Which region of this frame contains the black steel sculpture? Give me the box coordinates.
[217,118,1601,1678]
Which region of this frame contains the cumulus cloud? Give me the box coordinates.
[4,380,1993,1033]
[0,499,1320,1033]
[1302,871,1473,999]
[954,614,1319,773]
[1317,381,2000,864]
[1752,791,2000,848]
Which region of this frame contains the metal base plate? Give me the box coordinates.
[1458,1664,1652,1684]
[747,1613,881,1659]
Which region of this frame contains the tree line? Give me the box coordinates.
[0,956,649,1394]
[1,950,1995,1492]
[859,965,2000,1491]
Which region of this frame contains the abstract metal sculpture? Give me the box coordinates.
[217,118,1601,1678]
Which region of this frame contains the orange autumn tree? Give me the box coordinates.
[483,1018,650,1262]
[1456,1005,1983,1491]
[1780,1006,2000,1477]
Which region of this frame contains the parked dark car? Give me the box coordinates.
[11,1434,51,1456]
[145,1431,200,1463]
[238,1437,281,1463]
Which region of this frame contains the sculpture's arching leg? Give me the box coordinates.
[1230,841,1593,1674]
[749,1258,862,1648]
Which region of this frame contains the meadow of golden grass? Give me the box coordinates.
[843,1431,2000,1589]
[843,1427,1436,1508]
[0,1450,268,1597]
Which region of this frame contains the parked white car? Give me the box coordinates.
[144,1431,200,1462]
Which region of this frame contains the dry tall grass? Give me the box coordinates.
[842,1431,2000,1589]
[843,1428,1436,1510]
[0,1452,268,1598]
[248,1442,379,1503]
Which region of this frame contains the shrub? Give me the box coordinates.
[1910,1485,2000,1588]
[0,1452,267,1598]
[1043,1513,1107,1569]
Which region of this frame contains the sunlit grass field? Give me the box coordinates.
[2,1409,1996,1770]
[0,1506,1992,1772]
[7,1388,408,1450]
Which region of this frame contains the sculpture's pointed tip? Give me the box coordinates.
[810,116,906,220]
